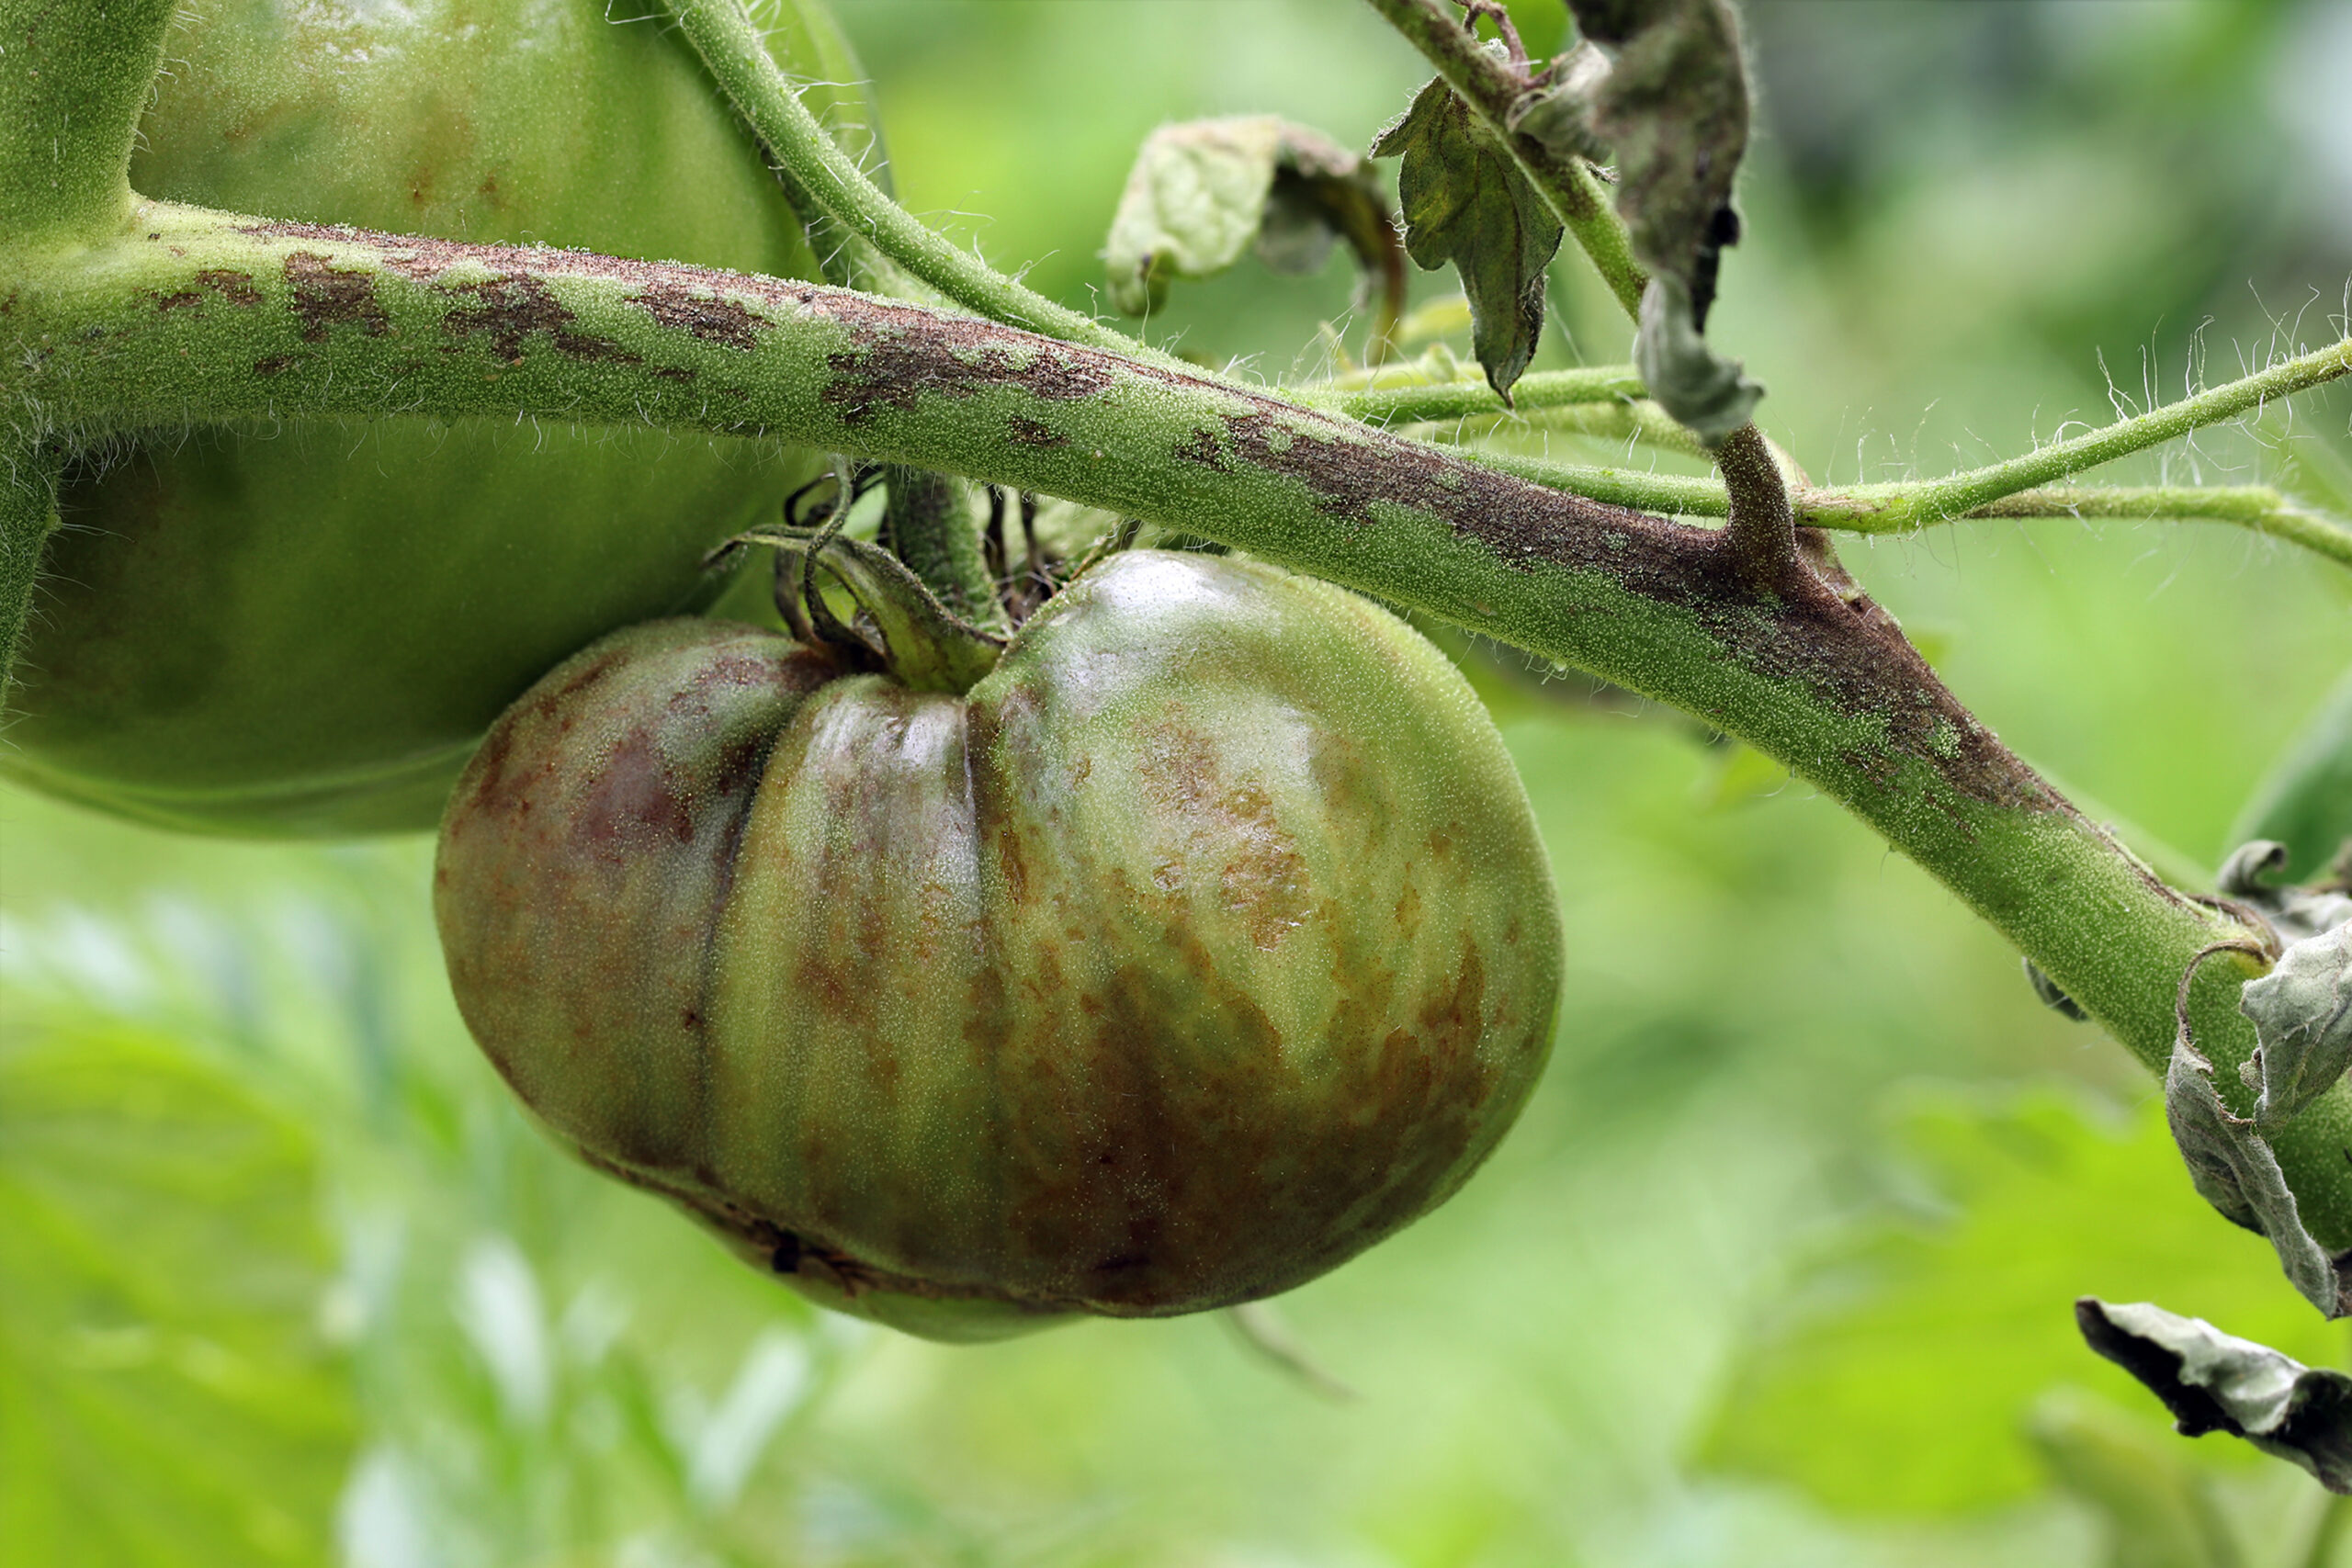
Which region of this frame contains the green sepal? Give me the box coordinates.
[732,525,1006,695]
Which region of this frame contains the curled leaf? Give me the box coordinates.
[2165,1026,2345,1317]
[1373,67,1565,402]
[2238,923,2352,1129]
[1634,276,1762,446]
[2218,839,2352,943]
[2077,1298,2352,1492]
[1102,116,1402,341]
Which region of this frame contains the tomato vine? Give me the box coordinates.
[7,0,2352,1411]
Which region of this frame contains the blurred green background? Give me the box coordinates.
[7,1,2352,1563]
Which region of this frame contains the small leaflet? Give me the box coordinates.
[1373,66,1565,402]
[1102,117,1401,333]
[2165,1027,2345,1317]
[2077,1298,2352,1492]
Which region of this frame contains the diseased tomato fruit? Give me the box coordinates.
[2,0,875,836]
[435,548,1564,1340]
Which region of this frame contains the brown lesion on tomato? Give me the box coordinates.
[820,311,1120,423]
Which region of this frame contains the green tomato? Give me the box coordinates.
[435,551,1564,1340]
[3,0,875,836]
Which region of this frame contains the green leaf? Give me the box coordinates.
[1102,116,1399,330]
[0,1020,354,1567]
[1699,1090,2337,1515]
[2078,1299,2352,1495]
[2233,667,2352,884]
[1373,72,1564,401]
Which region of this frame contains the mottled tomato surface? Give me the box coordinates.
[4,0,874,836]
[435,551,1564,1340]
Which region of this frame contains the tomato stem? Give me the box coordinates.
[0,0,175,244]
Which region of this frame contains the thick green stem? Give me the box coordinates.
[0,0,175,243]
[661,0,1138,355]
[1360,0,1648,321]
[13,209,2338,1256]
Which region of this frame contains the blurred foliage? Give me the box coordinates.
[9,1,2352,1564]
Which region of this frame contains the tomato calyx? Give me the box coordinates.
[713,520,1008,695]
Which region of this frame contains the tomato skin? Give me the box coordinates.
[435,552,1564,1339]
[3,0,875,836]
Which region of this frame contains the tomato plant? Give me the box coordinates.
[435,547,1561,1339]
[0,0,874,836]
[9,0,2352,1559]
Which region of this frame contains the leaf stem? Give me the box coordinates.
[1874,337,2352,524]
[1471,442,2352,568]
[659,0,1138,354]
[1300,365,1647,425]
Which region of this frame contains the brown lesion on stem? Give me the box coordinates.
[67,215,2077,829]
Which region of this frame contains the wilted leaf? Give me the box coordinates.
[2162,1029,2344,1318]
[1373,70,1565,401]
[1564,0,1748,315]
[1634,275,1761,445]
[1504,41,1611,163]
[1102,116,1400,335]
[2078,1298,2352,1493]
[1700,1091,2334,1515]
[2237,922,2352,1129]
[0,1021,354,1567]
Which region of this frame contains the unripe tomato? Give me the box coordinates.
[435,551,1564,1340]
[2,0,875,836]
